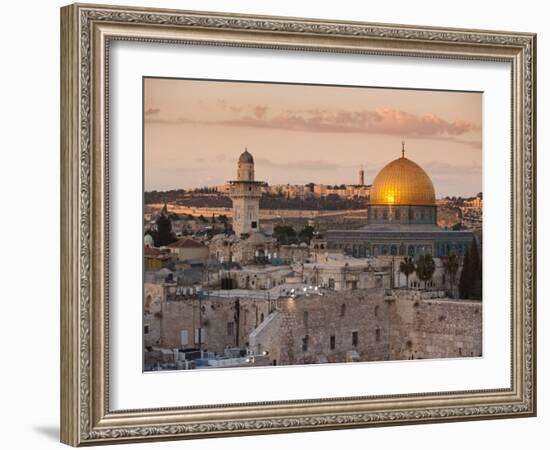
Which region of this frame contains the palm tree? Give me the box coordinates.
[416,254,436,289]
[399,256,415,288]
[443,254,459,297]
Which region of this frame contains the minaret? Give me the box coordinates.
[229,148,265,236]
[359,165,365,186]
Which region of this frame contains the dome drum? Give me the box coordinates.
[368,204,437,226]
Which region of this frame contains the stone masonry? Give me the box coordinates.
[146,285,482,366]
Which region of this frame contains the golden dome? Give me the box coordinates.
[370,154,435,206]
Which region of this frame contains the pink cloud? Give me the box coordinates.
[145,104,481,146]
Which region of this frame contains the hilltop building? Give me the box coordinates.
[326,142,475,259]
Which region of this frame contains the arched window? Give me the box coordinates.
[374,305,379,318]
[340,303,346,317]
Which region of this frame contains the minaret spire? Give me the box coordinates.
[401,141,405,158]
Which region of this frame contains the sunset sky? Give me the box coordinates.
[144,77,482,197]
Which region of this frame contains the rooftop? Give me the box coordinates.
[166,238,206,249]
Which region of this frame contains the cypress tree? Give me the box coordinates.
[469,238,482,300]
[153,213,177,247]
[458,247,471,299]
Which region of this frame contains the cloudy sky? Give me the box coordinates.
[144,77,482,197]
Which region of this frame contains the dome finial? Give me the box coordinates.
[401,141,405,158]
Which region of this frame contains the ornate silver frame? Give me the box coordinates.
[60,3,536,446]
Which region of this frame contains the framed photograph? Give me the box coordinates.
[60,3,536,446]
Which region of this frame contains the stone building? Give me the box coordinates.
[302,254,391,291]
[208,232,278,265]
[165,238,209,261]
[326,143,475,259]
[147,294,272,354]
[226,265,294,290]
[144,246,172,271]
[229,149,265,236]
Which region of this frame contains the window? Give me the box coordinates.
[330,335,336,350]
[302,335,309,352]
[374,305,379,318]
[340,303,346,317]
[180,330,188,346]
[144,324,149,335]
[303,311,309,327]
[251,221,257,228]
[194,328,206,344]
[352,331,359,347]
[375,328,381,342]
[227,321,234,336]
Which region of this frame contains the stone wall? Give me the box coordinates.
[387,290,482,360]
[144,283,164,348]
[253,289,391,365]
[146,284,482,366]
[153,296,271,354]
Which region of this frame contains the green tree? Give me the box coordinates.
[298,225,315,244]
[153,213,177,247]
[218,214,229,232]
[469,239,482,299]
[415,254,436,289]
[443,254,460,297]
[458,247,471,299]
[399,256,416,288]
[273,225,297,245]
[458,239,482,300]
